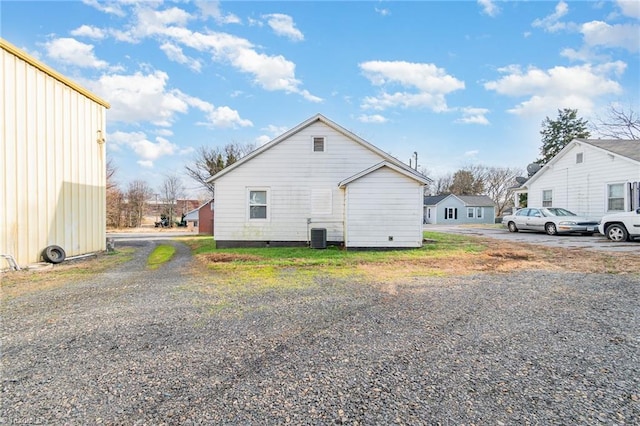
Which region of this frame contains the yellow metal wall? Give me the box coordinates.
[1,41,108,267]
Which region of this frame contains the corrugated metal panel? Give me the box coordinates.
[1,41,108,268]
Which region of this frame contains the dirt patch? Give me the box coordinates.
[203,253,264,263]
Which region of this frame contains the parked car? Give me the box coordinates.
[598,209,640,242]
[502,207,600,236]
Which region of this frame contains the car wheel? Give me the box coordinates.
[606,224,628,242]
[508,222,518,232]
[545,223,558,235]
[42,245,66,264]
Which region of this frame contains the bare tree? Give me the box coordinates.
[481,166,524,216]
[430,173,453,196]
[185,142,256,195]
[125,180,153,228]
[591,103,640,140]
[160,174,185,226]
[106,158,124,228]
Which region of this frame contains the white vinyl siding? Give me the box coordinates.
[344,167,423,248]
[214,122,384,243]
[1,41,108,267]
[524,141,640,217]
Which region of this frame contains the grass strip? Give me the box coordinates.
[147,244,176,270]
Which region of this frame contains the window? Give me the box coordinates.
[576,152,584,164]
[445,207,458,220]
[467,208,474,218]
[476,207,483,219]
[607,183,625,211]
[542,190,553,207]
[248,189,268,219]
[313,137,325,152]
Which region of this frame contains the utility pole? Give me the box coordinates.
[413,152,418,170]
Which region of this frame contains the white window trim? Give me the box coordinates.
[467,207,474,218]
[542,189,553,207]
[476,207,483,219]
[312,136,326,153]
[247,187,270,221]
[576,152,584,164]
[605,182,626,212]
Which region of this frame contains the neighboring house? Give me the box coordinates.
[183,199,214,235]
[207,114,431,249]
[514,139,640,218]
[424,194,496,225]
[0,38,110,268]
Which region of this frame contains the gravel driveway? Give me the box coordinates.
[2,240,639,424]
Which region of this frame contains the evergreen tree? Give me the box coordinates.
[538,108,590,164]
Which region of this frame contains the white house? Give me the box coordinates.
[208,114,431,249]
[1,38,110,269]
[515,139,640,218]
[424,194,496,225]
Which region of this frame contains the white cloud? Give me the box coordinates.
[359,61,464,112]
[580,21,640,52]
[532,1,570,32]
[358,114,388,124]
[45,37,108,69]
[457,107,490,125]
[464,150,480,157]
[138,160,154,168]
[109,131,178,166]
[484,62,625,115]
[159,42,203,72]
[617,0,640,19]
[81,0,127,17]
[375,7,391,17]
[177,92,253,128]
[70,25,106,39]
[478,0,500,18]
[196,0,241,24]
[263,14,304,41]
[90,71,188,126]
[108,5,321,102]
[256,135,272,146]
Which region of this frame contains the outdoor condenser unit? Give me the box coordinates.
[310,228,327,249]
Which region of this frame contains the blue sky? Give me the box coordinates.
[3,0,639,197]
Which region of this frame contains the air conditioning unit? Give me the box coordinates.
[310,228,327,249]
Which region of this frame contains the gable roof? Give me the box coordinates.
[523,138,640,188]
[338,161,430,187]
[207,114,431,183]
[424,194,495,207]
[581,139,640,162]
[424,195,449,205]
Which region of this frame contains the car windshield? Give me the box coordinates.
[541,208,577,217]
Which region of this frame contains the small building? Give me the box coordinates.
[514,139,640,217]
[1,38,110,268]
[423,194,496,225]
[208,114,430,249]
[183,199,214,235]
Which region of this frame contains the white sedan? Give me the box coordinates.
[502,207,600,236]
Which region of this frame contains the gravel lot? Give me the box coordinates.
[2,240,639,424]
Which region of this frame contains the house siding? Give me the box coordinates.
[214,121,384,244]
[1,39,108,268]
[345,167,423,248]
[526,142,640,217]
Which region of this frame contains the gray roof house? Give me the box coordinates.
[513,139,640,217]
[424,194,496,225]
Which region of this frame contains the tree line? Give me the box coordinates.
[107,104,638,227]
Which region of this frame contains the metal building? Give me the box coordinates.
[1,38,110,269]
